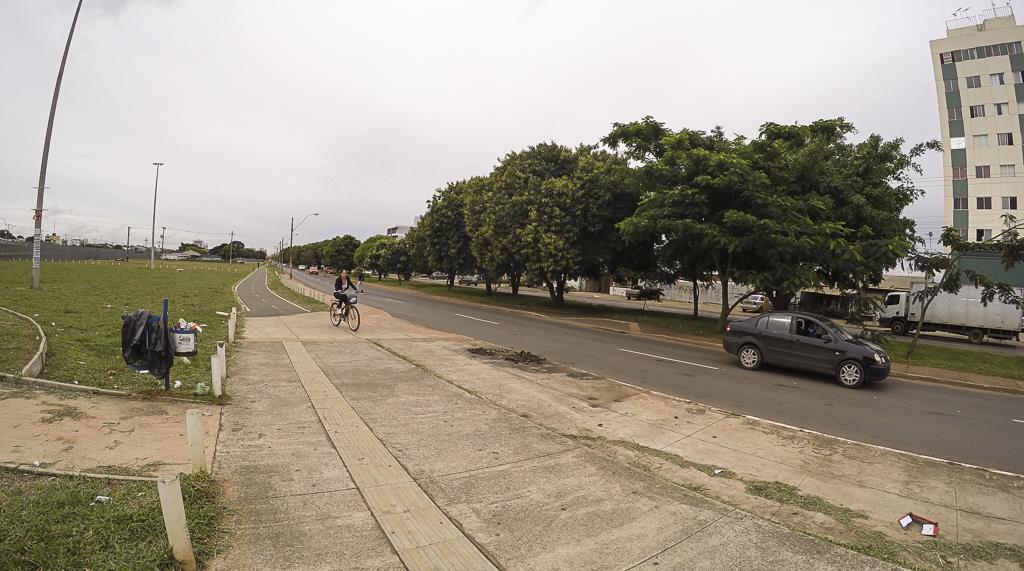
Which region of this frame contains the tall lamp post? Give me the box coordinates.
[289,212,318,278]
[149,162,163,269]
[31,0,85,289]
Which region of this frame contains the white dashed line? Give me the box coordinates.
[454,313,500,325]
[617,347,719,370]
[382,298,405,304]
[1013,419,1024,424]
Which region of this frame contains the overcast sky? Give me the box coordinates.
[1,0,977,251]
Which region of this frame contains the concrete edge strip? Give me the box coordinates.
[232,269,252,312]
[0,373,220,405]
[363,282,1022,395]
[280,341,497,570]
[0,462,158,482]
[267,269,313,312]
[0,306,48,377]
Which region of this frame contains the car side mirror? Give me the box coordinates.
[822,336,833,344]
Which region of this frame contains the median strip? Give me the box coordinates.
[617,347,719,370]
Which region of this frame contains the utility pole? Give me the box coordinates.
[32,0,84,289]
[149,162,163,269]
[289,217,294,277]
[228,230,234,264]
[160,226,166,254]
[126,226,131,261]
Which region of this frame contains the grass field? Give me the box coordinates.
[0,310,40,374]
[0,260,251,395]
[364,277,1024,382]
[0,470,227,569]
[268,267,327,311]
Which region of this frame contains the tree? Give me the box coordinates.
[0,229,15,240]
[387,238,414,283]
[403,224,432,276]
[463,176,505,296]
[321,235,360,271]
[355,235,394,280]
[421,181,476,289]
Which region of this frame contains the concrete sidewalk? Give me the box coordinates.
[212,304,1023,570]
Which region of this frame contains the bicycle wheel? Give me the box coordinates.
[329,302,342,327]
[346,306,361,331]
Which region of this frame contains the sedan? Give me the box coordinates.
[308,267,319,275]
[722,311,890,389]
[739,294,766,313]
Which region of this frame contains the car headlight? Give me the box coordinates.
[873,352,885,364]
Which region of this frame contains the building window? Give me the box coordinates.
[1012,42,1023,54]
[1016,71,1024,84]
[954,197,968,209]
[1003,196,1019,210]
[963,48,977,60]
[1001,164,1016,177]
[970,104,986,118]
[996,102,1010,115]
[998,132,1015,146]
[953,167,968,180]
[977,229,993,242]
[949,107,962,121]
[997,43,1010,56]
[977,196,993,209]
[941,52,955,64]
[974,134,989,146]
[990,72,1006,85]
[976,165,992,178]
[966,75,982,88]
[945,78,960,92]
[957,228,969,240]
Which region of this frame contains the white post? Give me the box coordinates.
[210,355,223,397]
[157,474,197,571]
[185,409,206,473]
[227,316,235,343]
[217,341,226,378]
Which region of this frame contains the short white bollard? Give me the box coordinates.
[227,317,235,343]
[185,409,206,473]
[157,474,197,571]
[217,341,227,379]
[210,355,223,397]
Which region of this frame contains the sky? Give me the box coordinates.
[0,0,984,252]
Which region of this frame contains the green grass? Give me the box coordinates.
[40,402,83,424]
[841,528,1024,570]
[368,277,1024,383]
[267,267,328,311]
[0,311,40,374]
[0,260,251,395]
[0,470,228,570]
[745,480,867,524]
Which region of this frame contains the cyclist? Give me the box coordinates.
[334,269,357,314]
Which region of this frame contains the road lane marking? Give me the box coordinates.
[1013,419,1024,424]
[264,270,311,313]
[617,348,719,370]
[382,298,405,304]
[455,313,500,325]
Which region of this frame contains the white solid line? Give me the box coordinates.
[382,298,405,304]
[1013,419,1024,424]
[233,271,251,312]
[617,347,719,370]
[454,313,500,325]
[264,269,311,313]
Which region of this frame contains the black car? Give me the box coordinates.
[722,311,890,389]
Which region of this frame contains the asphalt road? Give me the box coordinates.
[284,269,1024,474]
[236,267,308,317]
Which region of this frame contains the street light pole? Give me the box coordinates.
[32,0,84,289]
[288,212,318,278]
[149,162,163,269]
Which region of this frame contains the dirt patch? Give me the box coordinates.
[40,403,83,424]
[125,405,169,417]
[467,346,546,364]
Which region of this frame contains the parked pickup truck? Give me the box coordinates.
[878,284,1024,344]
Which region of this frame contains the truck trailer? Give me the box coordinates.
[878,284,1024,344]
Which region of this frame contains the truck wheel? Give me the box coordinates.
[836,360,865,389]
[968,329,985,344]
[891,320,907,336]
[738,344,763,371]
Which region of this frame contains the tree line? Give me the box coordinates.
[286,116,1024,332]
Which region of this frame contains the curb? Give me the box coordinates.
[0,373,130,397]
[0,462,158,482]
[348,280,1024,396]
[0,307,47,378]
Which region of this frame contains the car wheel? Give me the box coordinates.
[890,320,907,336]
[737,344,762,371]
[968,329,985,344]
[836,360,865,389]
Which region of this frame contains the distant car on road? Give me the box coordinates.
[739,294,766,313]
[298,265,307,271]
[457,275,482,286]
[430,271,447,280]
[722,311,890,389]
[324,268,336,275]
[308,267,319,275]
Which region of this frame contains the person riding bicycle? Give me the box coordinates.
[334,269,357,311]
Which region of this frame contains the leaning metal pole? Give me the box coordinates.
[32,0,84,289]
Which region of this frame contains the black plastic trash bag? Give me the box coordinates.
[121,309,175,380]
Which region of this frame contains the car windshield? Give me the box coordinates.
[818,318,853,340]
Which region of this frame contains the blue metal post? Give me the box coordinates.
[162,297,170,391]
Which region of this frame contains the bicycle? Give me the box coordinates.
[329,292,360,331]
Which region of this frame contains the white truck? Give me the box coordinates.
[878,284,1024,344]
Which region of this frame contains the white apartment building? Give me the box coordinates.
[930,6,1023,243]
